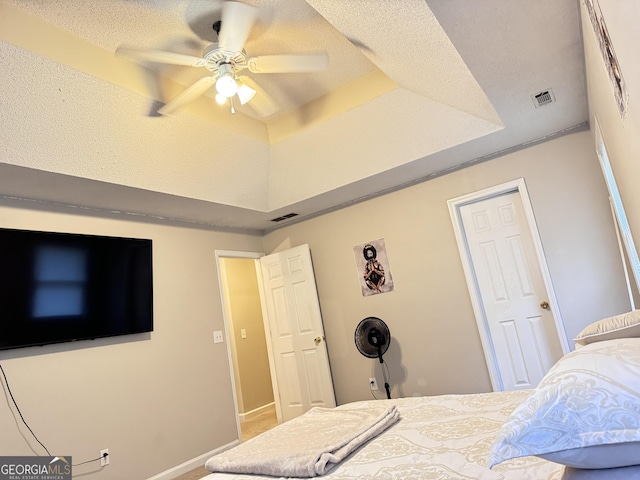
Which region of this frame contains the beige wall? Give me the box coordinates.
[223,258,273,414]
[581,0,640,286]
[0,202,263,479]
[263,130,631,405]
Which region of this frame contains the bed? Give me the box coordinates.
[201,311,640,480]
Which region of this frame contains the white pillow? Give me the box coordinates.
[489,338,640,469]
[574,310,640,346]
[563,465,640,480]
[541,442,640,469]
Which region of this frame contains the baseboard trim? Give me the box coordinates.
[239,402,275,422]
[146,440,241,480]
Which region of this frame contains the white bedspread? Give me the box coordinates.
[205,404,399,477]
[202,391,567,479]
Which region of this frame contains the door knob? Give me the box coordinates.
[314,336,323,345]
[540,301,550,310]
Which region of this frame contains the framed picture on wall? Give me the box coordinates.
[353,238,394,296]
[585,0,628,118]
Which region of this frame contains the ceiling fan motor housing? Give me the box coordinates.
[203,43,247,73]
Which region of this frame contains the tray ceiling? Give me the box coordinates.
[0,0,587,232]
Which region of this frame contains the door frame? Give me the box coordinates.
[447,178,570,391]
[214,249,282,438]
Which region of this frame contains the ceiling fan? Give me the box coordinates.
[116,1,329,117]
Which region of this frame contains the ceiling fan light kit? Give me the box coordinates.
[215,93,227,105]
[236,83,256,104]
[115,0,329,118]
[215,63,239,97]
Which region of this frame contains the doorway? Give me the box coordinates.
[216,252,276,440]
[448,179,570,391]
[215,245,336,438]
[218,257,275,416]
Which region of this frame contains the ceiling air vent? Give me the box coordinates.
[270,212,299,222]
[531,89,555,108]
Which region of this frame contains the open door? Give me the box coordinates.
[257,244,336,422]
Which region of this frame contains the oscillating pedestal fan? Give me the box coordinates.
[354,317,391,399]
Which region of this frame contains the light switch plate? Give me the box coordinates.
[213,330,224,343]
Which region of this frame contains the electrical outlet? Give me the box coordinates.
[100,448,109,466]
[213,330,224,344]
[369,378,378,391]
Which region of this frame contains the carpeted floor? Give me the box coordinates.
[173,406,278,480]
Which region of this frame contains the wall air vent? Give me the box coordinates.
[270,212,299,222]
[531,89,555,108]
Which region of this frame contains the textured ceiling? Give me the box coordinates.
[0,0,588,233]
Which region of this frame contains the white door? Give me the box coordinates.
[258,244,336,422]
[459,191,564,390]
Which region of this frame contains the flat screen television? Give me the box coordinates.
[0,227,153,350]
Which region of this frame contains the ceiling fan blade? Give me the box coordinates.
[158,76,217,115]
[247,52,329,73]
[116,45,204,67]
[218,1,259,54]
[238,76,278,118]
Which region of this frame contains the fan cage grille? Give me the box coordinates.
[354,317,390,358]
